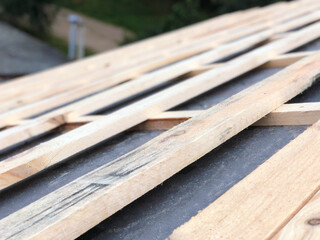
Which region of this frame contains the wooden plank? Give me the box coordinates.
[254,102,320,126]
[273,190,320,239]
[66,111,199,131]
[266,32,293,42]
[1,12,320,150]
[169,119,320,240]
[1,23,320,189]
[262,51,316,68]
[137,102,320,129]
[1,50,320,240]
[33,102,320,131]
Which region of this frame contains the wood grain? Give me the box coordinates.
[274,190,320,240]
[169,119,320,240]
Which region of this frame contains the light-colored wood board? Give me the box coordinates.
[26,102,320,131]
[262,51,317,68]
[1,50,320,239]
[138,102,320,129]
[254,102,320,126]
[169,118,320,240]
[273,190,320,240]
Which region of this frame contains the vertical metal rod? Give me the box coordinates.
[68,14,78,60]
[77,23,85,59]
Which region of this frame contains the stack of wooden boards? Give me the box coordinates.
[0,0,320,238]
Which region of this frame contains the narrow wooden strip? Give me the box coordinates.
[0,115,66,150]
[66,102,320,131]
[182,64,223,77]
[1,23,320,189]
[262,51,316,68]
[266,32,293,42]
[254,102,320,126]
[273,190,320,239]
[169,119,320,240]
[1,50,319,240]
[140,102,320,129]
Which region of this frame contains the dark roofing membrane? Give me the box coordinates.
[0,38,319,240]
[0,21,66,76]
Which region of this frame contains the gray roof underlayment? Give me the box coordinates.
[0,21,66,77]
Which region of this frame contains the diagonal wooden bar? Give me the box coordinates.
[133,102,320,130]
[169,120,320,240]
[273,190,320,239]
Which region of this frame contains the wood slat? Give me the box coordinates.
[140,102,320,129]
[1,50,320,240]
[273,190,320,239]
[15,102,319,131]
[169,119,320,240]
[262,51,316,68]
[254,102,320,126]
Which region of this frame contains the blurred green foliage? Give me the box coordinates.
[56,0,173,34]
[0,0,292,45]
[0,0,57,33]
[56,0,291,43]
[129,0,292,42]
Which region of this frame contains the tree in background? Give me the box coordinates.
[129,0,291,42]
[0,0,57,33]
[0,0,292,44]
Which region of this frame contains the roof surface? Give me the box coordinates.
[0,21,66,75]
